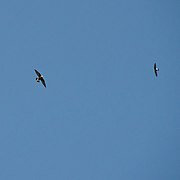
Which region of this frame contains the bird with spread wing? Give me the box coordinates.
[154,63,159,77]
[34,69,46,88]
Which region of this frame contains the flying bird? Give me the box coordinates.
[34,69,46,88]
[154,63,159,77]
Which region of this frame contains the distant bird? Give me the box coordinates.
[154,63,159,77]
[34,69,46,88]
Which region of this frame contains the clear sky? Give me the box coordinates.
[0,0,179,179]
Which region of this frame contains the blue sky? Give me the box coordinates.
[0,0,179,179]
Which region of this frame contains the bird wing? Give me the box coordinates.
[155,70,158,77]
[34,69,41,77]
[41,77,46,88]
[154,63,156,71]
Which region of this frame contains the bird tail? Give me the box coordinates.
[36,78,39,82]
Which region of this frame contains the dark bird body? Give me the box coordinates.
[34,69,46,88]
[154,63,159,77]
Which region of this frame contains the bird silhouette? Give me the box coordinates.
[34,69,46,88]
[154,63,159,77]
